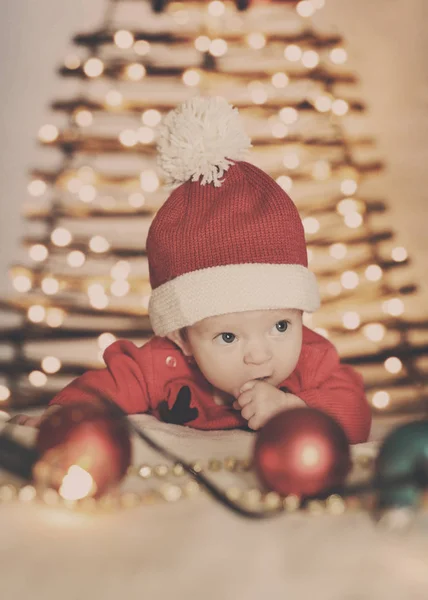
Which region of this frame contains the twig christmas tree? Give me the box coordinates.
[1,0,427,424]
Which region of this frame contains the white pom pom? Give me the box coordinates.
[157,96,252,188]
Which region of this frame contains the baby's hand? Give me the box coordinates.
[8,414,43,428]
[8,405,61,428]
[233,380,306,430]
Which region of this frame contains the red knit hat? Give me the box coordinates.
[147,97,320,336]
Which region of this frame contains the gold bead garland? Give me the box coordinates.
[0,452,376,515]
[0,479,202,512]
[128,455,253,479]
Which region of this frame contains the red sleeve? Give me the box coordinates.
[49,340,152,415]
[298,344,371,444]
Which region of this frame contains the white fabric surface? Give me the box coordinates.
[0,415,428,600]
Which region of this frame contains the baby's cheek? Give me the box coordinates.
[213,365,240,394]
[277,356,298,381]
[198,356,229,383]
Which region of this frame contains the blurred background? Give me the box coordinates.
[1,0,427,296]
[0,0,427,424]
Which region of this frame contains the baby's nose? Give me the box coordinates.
[243,344,272,365]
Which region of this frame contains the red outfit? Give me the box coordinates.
[50,327,371,444]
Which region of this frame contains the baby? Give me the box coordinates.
[13,97,371,443]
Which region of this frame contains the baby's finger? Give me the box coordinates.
[239,380,257,394]
[8,414,28,425]
[235,390,253,408]
[241,403,256,421]
[248,415,262,431]
[8,414,41,427]
[25,416,42,428]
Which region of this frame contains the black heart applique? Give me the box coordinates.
[158,385,199,425]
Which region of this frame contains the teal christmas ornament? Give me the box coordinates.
[375,420,428,511]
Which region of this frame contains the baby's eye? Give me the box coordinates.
[274,320,289,333]
[217,332,236,344]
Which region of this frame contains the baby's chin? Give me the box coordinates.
[208,382,238,402]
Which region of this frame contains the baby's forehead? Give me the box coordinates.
[195,308,299,332]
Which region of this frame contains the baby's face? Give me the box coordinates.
[179,308,303,399]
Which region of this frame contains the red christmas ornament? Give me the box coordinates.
[253,408,351,497]
[35,403,132,499]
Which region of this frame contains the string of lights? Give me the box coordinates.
[0,0,426,422]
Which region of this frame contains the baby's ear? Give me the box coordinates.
[166,330,193,357]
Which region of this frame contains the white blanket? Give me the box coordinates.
[0,414,428,600]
